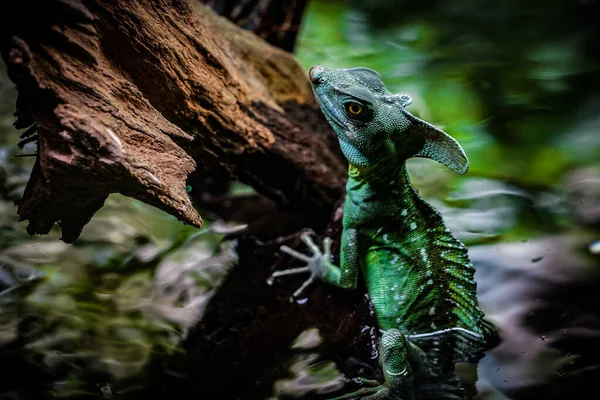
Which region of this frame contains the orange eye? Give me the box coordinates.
[346,102,363,116]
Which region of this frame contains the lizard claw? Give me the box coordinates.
[267,232,332,299]
[352,378,381,387]
[329,384,389,400]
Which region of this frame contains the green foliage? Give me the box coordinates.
[0,188,240,397]
[296,0,599,244]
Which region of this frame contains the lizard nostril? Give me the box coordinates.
[309,65,326,84]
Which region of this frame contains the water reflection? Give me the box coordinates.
[474,233,600,398]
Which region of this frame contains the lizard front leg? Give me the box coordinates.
[267,229,360,298]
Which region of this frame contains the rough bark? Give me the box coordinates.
[0,0,345,242]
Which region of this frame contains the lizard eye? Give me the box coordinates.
[345,102,364,116]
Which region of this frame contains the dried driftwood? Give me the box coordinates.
[1,0,345,242]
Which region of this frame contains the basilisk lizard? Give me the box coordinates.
[268,65,498,400]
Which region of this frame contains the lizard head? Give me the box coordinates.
[309,65,469,174]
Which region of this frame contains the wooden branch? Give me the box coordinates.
[1,0,345,242]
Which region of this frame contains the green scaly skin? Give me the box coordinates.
[268,66,499,400]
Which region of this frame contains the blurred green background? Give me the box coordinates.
[295,0,600,245]
[1,0,599,398]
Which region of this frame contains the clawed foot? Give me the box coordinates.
[267,232,332,299]
[330,378,389,400]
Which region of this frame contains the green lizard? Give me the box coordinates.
[268,65,498,399]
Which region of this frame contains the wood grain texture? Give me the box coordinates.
[0,0,345,242]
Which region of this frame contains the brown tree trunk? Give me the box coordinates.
[0,0,345,242]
